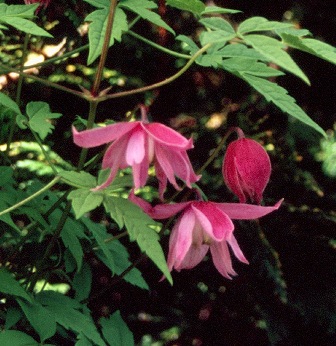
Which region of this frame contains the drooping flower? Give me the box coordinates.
[222,128,271,204]
[73,108,200,199]
[24,0,50,12]
[130,192,283,279]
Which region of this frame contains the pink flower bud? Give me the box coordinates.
[222,130,271,204]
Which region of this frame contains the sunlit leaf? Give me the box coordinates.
[166,0,205,15]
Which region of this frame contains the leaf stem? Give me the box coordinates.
[0,176,61,217]
[91,0,118,95]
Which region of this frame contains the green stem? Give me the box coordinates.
[127,30,191,59]
[5,34,30,156]
[0,176,61,217]
[91,0,118,95]
[98,43,212,101]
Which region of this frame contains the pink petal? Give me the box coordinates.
[210,241,237,279]
[155,160,169,201]
[167,210,195,270]
[72,122,139,148]
[125,129,146,165]
[214,199,283,220]
[142,122,194,149]
[227,234,249,264]
[132,158,150,189]
[191,202,234,242]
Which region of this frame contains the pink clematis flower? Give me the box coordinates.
[130,192,283,279]
[73,108,200,199]
[223,128,271,204]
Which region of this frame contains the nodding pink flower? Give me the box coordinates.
[73,108,200,199]
[223,128,271,204]
[130,192,283,279]
[24,0,50,12]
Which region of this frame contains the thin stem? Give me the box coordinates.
[127,30,191,59]
[98,43,212,101]
[0,176,61,217]
[92,231,128,250]
[5,34,30,156]
[91,0,118,95]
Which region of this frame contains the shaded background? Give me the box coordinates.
[2,0,336,345]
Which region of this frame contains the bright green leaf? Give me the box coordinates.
[0,268,32,302]
[0,330,38,346]
[222,57,284,77]
[68,188,104,219]
[166,0,205,15]
[104,196,173,284]
[242,34,310,84]
[219,43,267,60]
[238,16,293,35]
[241,74,326,137]
[119,0,175,34]
[200,30,236,46]
[60,171,97,189]
[100,311,134,346]
[26,101,62,140]
[85,7,128,65]
[17,299,57,342]
[1,17,52,37]
[201,6,241,15]
[199,17,235,34]
[0,92,22,115]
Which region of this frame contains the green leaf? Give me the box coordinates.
[36,291,106,346]
[238,16,293,35]
[81,218,116,273]
[100,311,134,346]
[0,3,37,18]
[280,34,336,65]
[76,333,95,346]
[166,0,205,15]
[96,239,149,290]
[73,261,92,302]
[17,299,57,342]
[201,6,241,15]
[85,6,128,65]
[60,171,97,189]
[219,43,267,60]
[199,17,235,34]
[0,268,32,302]
[119,0,174,34]
[98,170,134,191]
[200,30,236,46]
[222,57,284,77]
[104,196,173,284]
[26,102,62,140]
[242,34,310,84]
[1,17,52,37]
[0,92,22,115]
[241,74,326,137]
[68,188,104,219]
[0,166,14,187]
[0,330,38,346]
[5,307,22,330]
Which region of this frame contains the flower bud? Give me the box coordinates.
[222,131,271,204]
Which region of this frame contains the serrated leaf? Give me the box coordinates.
[60,171,97,189]
[84,0,108,8]
[199,17,235,34]
[120,0,174,35]
[280,34,336,65]
[238,16,294,35]
[81,218,116,273]
[219,43,267,60]
[0,3,37,18]
[0,268,32,302]
[242,34,310,84]
[26,101,62,140]
[200,30,236,46]
[201,6,241,15]
[222,57,284,77]
[98,170,133,191]
[68,188,104,219]
[1,17,52,37]
[76,333,94,346]
[0,330,38,346]
[36,291,106,346]
[17,299,57,342]
[101,311,134,346]
[176,34,199,54]
[241,74,326,137]
[104,196,172,284]
[86,6,128,65]
[166,0,205,15]
[0,92,22,115]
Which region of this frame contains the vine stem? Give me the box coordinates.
[0,176,61,217]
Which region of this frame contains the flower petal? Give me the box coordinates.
[214,199,283,220]
[142,122,194,149]
[192,202,234,242]
[210,241,237,279]
[227,234,249,264]
[125,128,146,165]
[72,122,139,148]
